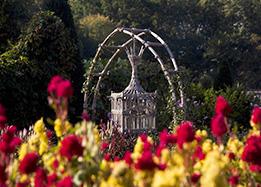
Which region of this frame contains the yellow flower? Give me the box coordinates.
[18,143,29,160]
[54,118,63,137]
[34,118,45,134]
[202,139,212,153]
[201,150,228,187]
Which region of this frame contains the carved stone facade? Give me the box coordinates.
[110,50,156,133]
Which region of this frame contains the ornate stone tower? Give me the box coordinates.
[110,44,157,133]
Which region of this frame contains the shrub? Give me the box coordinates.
[0,11,81,128]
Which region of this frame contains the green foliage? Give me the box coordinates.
[0,0,37,53]
[0,11,81,128]
[184,84,259,130]
[40,0,77,41]
[72,0,261,89]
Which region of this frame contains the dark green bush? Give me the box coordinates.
[0,11,81,128]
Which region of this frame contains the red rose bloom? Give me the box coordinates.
[191,173,201,184]
[215,96,232,116]
[241,135,261,166]
[228,175,239,186]
[34,168,47,187]
[251,106,261,124]
[56,176,73,187]
[19,152,39,174]
[47,75,63,94]
[211,114,228,138]
[56,80,73,98]
[176,121,195,148]
[60,135,83,160]
[135,151,157,170]
[103,153,111,161]
[101,142,109,151]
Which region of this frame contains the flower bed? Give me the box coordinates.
[0,76,261,187]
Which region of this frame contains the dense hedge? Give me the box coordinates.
[0,11,81,128]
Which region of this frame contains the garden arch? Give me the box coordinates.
[83,27,186,124]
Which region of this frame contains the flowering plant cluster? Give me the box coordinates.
[0,76,261,187]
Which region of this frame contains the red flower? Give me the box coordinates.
[56,176,73,187]
[191,173,201,184]
[251,106,261,124]
[47,75,63,94]
[228,175,239,186]
[34,168,47,187]
[215,96,232,116]
[211,114,228,138]
[56,80,73,98]
[135,151,157,170]
[250,164,261,173]
[241,135,261,166]
[52,159,59,170]
[0,126,21,154]
[0,164,7,185]
[123,151,132,166]
[47,173,58,186]
[193,146,205,160]
[176,121,195,149]
[16,181,30,187]
[19,152,39,174]
[101,142,109,151]
[228,152,236,160]
[104,153,111,161]
[60,135,83,160]
[159,129,177,147]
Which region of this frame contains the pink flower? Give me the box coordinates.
[251,106,261,125]
[191,173,201,184]
[60,135,83,160]
[241,135,261,166]
[215,96,232,116]
[211,114,228,138]
[56,80,73,98]
[56,176,73,187]
[228,175,239,186]
[47,75,63,94]
[176,121,195,149]
[34,168,47,187]
[19,152,39,174]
